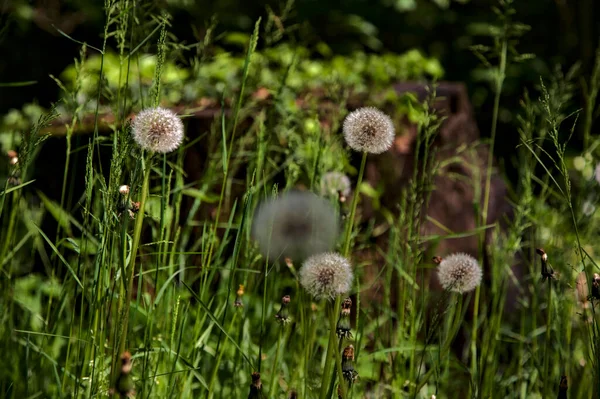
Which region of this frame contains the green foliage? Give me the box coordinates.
[1,1,600,399]
[1,43,441,133]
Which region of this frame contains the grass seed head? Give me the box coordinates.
[342,107,395,154]
[132,107,184,153]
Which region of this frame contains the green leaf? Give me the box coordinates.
[181,188,220,203]
[0,179,36,196]
[33,224,83,289]
[182,281,254,370]
[37,191,73,236]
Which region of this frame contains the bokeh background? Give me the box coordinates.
[1,0,599,177]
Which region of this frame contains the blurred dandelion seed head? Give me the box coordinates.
[119,185,130,196]
[342,107,395,154]
[320,171,352,199]
[299,252,353,300]
[583,200,596,216]
[437,253,482,294]
[132,107,184,153]
[251,191,339,261]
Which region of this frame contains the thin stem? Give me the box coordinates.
[319,295,342,399]
[543,279,552,397]
[343,152,368,257]
[416,294,465,392]
[469,284,481,390]
[268,326,284,395]
[208,311,239,398]
[119,154,152,355]
[482,39,507,227]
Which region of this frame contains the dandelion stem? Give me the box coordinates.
[208,311,239,398]
[543,279,552,397]
[343,151,368,257]
[319,295,342,399]
[470,284,481,389]
[268,326,284,396]
[119,154,152,355]
[416,294,466,392]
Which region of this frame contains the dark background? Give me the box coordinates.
[1,0,598,166]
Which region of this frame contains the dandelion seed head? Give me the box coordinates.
[251,191,339,261]
[583,200,596,216]
[436,253,482,294]
[595,163,600,185]
[299,252,353,300]
[320,171,351,199]
[342,107,395,154]
[132,107,184,153]
[119,185,130,196]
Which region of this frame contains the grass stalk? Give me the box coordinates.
[119,154,152,355]
[268,326,284,395]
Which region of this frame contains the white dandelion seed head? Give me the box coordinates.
[342,107,395,154]
[251,191,340,262]
[132,107,184,153]
[583,200,596,216]
[594,163,600,185]
[299,252,353,300]
[437,253,482,294]
[119,185,130,196]
[320,171,352,198]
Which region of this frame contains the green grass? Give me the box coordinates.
[2,1,600,398]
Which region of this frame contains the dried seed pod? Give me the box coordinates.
[336,297,353,339]
[110,351,136,398]
[557,375,567,399]
[248,372,266,399]
[234,284,245,308]
[275,295,291,324]
[591,274,600,301]
[536,248,555,281]
[341,345,358,387]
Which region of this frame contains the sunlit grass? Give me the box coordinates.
[2,1,600,398]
